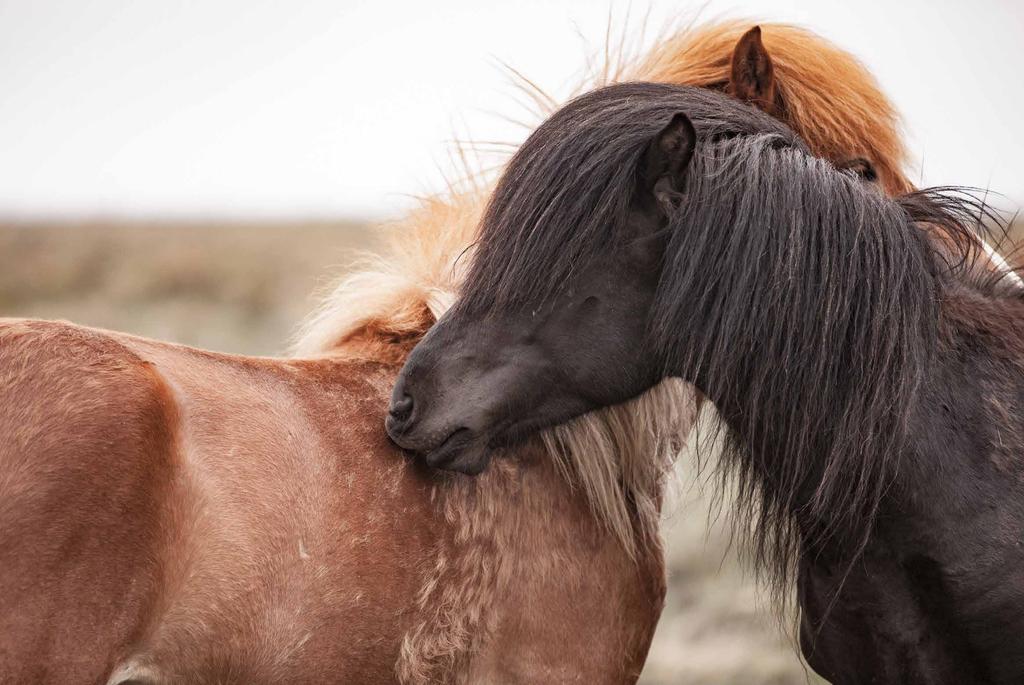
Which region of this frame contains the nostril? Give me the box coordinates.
[389,394,414,423]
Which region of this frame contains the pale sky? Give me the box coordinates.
[1,0,1022,220]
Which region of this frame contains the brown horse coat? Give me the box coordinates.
[0,318,665,684]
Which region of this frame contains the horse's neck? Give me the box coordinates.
[900,283,1024,525]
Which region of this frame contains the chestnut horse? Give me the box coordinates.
[1,20,1004,685]
[0,318,675,685]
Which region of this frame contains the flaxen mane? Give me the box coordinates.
[291,21,923,555]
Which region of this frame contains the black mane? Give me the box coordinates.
[458,83,804,314]
[459,82,1009,589]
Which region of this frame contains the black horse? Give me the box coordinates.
[385,82,1024,683]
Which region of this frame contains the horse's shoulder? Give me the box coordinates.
[0,318,179,490]
[0,317,174,420]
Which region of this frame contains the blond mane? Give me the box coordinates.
[292,20,914,556]
[293,190,485,363]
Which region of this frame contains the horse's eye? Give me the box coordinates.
[838,157,878,183]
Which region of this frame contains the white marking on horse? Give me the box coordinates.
[982,239,1023,288]
[106,660,160,685]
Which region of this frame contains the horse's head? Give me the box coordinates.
[386,87,712,474]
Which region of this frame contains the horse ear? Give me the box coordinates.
[639,112,696,214]
[729,26,777,114]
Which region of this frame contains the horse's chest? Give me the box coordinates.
[796,539,1017,685]
[239,562,419,682]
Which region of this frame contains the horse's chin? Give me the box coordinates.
[422,427,493,475]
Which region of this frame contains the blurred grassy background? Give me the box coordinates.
[0,221,371,354]
[1,219,912,684]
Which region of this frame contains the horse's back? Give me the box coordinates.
[0,318,176,684]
